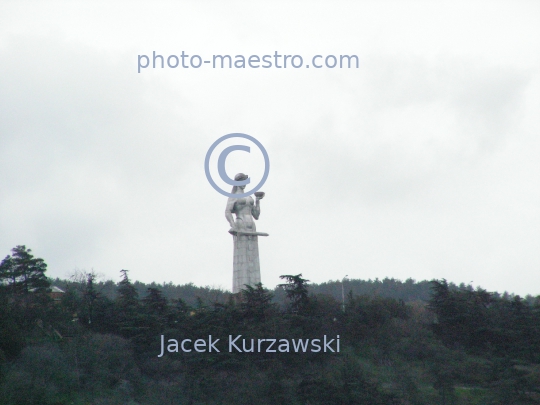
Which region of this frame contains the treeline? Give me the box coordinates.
[1,245,540,404]
[430,279,540,362]
[53,273,532,307]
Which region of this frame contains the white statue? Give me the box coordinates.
[224,173,268,293]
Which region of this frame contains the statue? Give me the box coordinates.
[225,173,268,294]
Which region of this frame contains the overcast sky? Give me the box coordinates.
[0,1,539,295]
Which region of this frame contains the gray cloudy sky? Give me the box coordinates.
[0,1,539,295]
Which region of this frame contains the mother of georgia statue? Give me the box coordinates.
[224,173,268,294]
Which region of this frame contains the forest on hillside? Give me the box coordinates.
[1,245,540,404]
[51,271,537,308]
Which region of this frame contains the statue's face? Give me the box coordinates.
[239,184,246,191]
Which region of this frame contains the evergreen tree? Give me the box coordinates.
[143,287,168,315]
[240,283,275,321]
[0,246,50,295]
[0,255,16,292]
[278,274,310,313]
[116,269,141,339]
[142,287,169,331]
[117,269,139,310]
[83,272,99,326]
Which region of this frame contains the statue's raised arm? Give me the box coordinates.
[251,192,263,220]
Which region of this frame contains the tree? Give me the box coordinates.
[143,288,167,314]
[117,269,139,311]
[77,271,102,327]
[278,274,310,313]
[142,287,169,331]
[0,255,16,291]
[240,283,275,321]
[116,269,143,340]
[0,245,50,295]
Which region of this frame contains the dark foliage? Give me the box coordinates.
[1,246,540,404]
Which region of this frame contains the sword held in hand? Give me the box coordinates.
[229,228,269,237]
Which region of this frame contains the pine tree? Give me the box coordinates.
[116,269,142,339]
[142,287,169,331]
[278,274,310,314]
[240,283,275,321]
[84,272,99,326]
[117,269,139,310]
[0,246,50,295]
[0,255,16,292]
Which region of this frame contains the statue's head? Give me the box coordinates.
[231,173,248,194]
